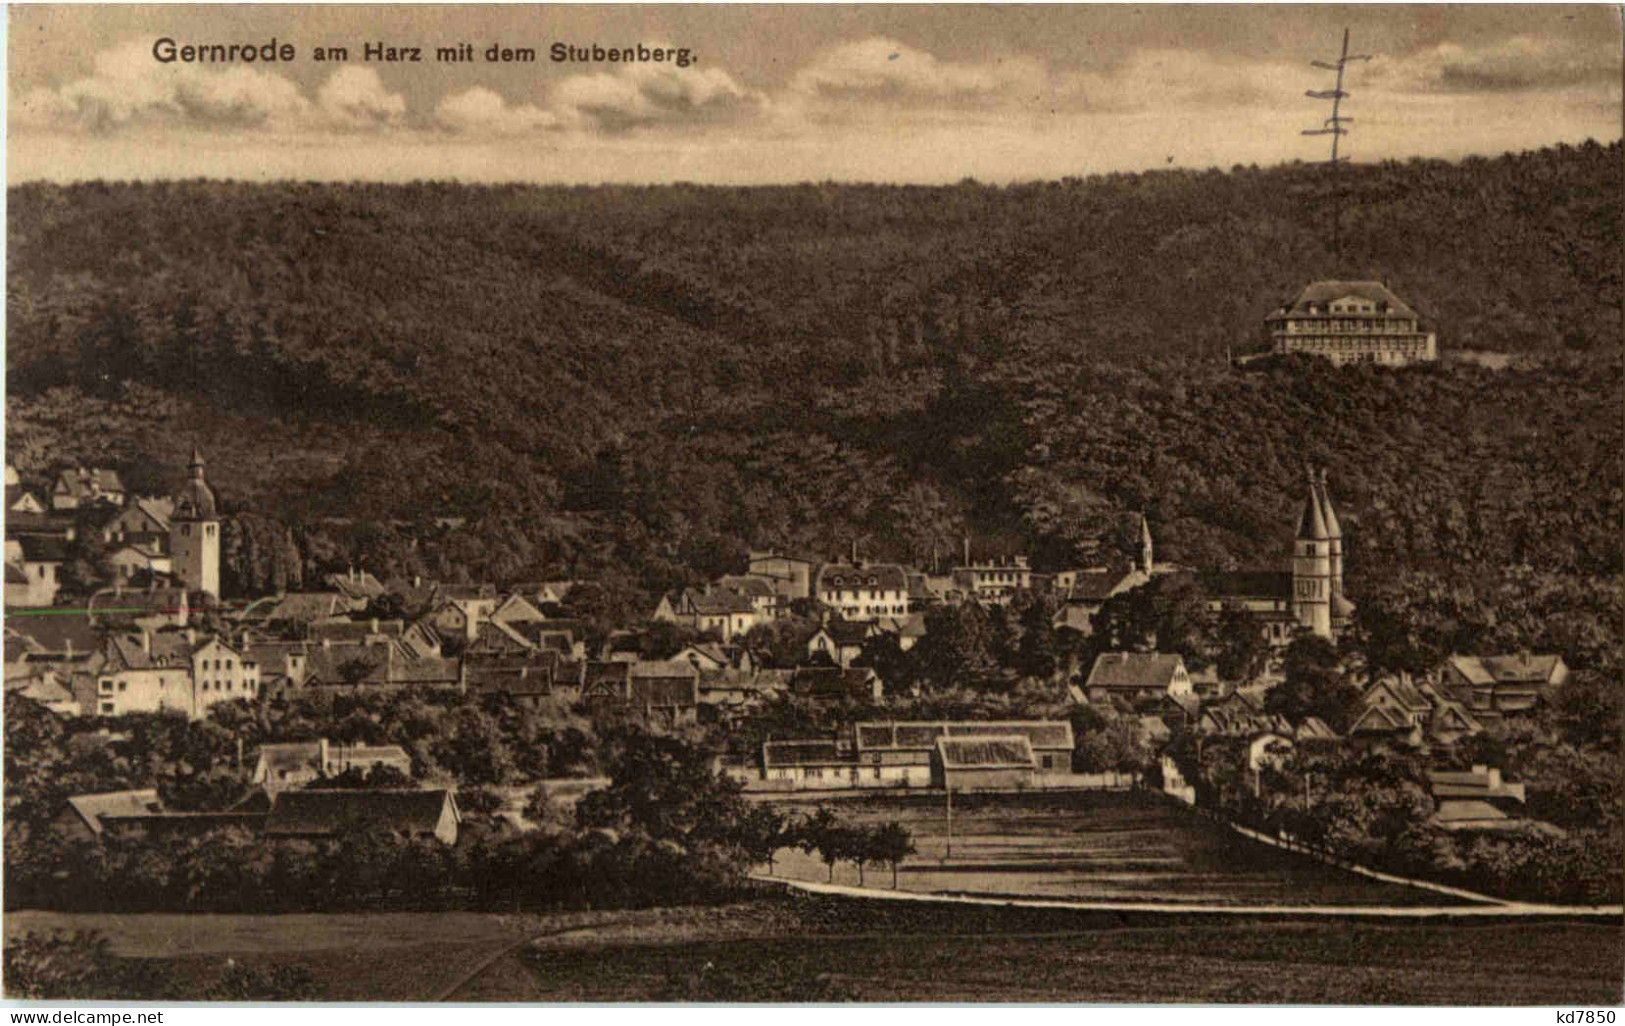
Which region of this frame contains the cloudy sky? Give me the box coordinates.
[8,4,1621,184]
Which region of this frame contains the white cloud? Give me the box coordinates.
[435,87,559,136]
[314,67,406,130]
[791,37,1045,105]
[1369,35,1622,95]
[549,62,767,133]
[23,38,312,132]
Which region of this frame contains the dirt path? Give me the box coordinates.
[432,919,637,1001]
[760,875,1624,919]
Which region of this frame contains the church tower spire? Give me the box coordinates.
[170,444,220,599]
[1292,465,1333,639]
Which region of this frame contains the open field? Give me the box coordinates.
[11,896,1620,1003]
[763,790,1465,906]
[9,792,1616,1001]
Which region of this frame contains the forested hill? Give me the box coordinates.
[6,141,1622,608]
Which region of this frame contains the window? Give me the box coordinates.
[226,659,233,670]
[117,682,127,692]
[100,679,113,692]
[100,702,115,714]
[206,525,215,538]
[182,525,191,537]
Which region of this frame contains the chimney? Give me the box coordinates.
[412,574,422,589]
[185,627,196,646]
[963,535,971,568]
[321,638,331,649]
[850,537,859,566]
[139,630,150,655]
[370,618,379,635]
[318,737,330,773]
[1486,767,1502,790]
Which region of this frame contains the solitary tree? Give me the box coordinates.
[869,821,917,888]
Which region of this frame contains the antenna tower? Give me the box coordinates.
[1302,28,1371,262]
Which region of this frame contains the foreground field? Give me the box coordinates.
[10,896,1622,1003]
[764,790,1461,906]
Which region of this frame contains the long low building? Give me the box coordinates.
[753,720,1074,791]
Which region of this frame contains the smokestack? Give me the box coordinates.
[963,535,971,568]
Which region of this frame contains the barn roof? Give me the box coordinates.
[936,735,1034,769]
[1086,652,1186,689]
[64,789,162,836]
[264,789,457,838]
[762,739,847,767]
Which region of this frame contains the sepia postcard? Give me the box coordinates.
[3,2,1622,1007]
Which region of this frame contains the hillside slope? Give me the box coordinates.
[6,142,1621,607]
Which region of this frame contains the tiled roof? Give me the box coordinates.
[1201,571,1293,601]
[856,720,1073,751]
[791,666,877,700]
[762,740,846,767]
[1065,570,1135,603]
[1273,281,1419,320]
[6,616,104,656]
[876,613,928,638]
[717,576,774,599]
[17,536,69,562]
[243,641,311,678]
[265,789,456,838]
[324,570,387,601]
[816,563,909,592]
[311,619,406,643]
[1086,652,1185,689]
[1451,654,1564,686]
[688,591,757,617]
[1295,716,1339,741]
[823,620,873,646]
[65,789,161,836]
[937,736,1034,769]
[55,468,126,497]
[266,592,355,624]
[1433,799,1507,824]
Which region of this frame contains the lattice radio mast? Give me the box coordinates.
[1302,28,1371,262]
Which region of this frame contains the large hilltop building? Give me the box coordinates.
[1266,281,1437,366]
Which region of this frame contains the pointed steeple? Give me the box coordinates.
[188,443,206,479]
[1296,467,1329,541]
[1317,468,1342,539]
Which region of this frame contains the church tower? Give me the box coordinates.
[1318,468,1355,631]
[170,446,220,599]
[1138,512,1154,576]
[1291,468,1333,640]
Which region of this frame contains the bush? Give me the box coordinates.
[4,931,120,1000]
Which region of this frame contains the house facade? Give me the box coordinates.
[951,555,1032,606]
[1084,652,1194,704]
[815,562,909,621]
[1266,281,1437,366]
